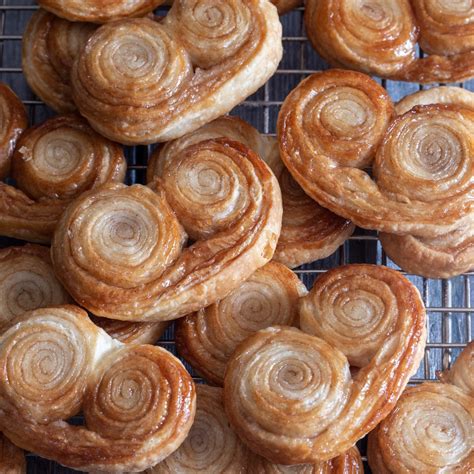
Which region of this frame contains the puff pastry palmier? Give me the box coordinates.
[224,264,426,464]
[0,114,126,243]
[305,0,474,83]
[71,0,282,145]
[0,245,70,331]
[0,305,195,472]
[439,341,474,397]
[279,70,474,238]
[0,84,27,180]
[37,0,164,23]
[176,261,306,386]
[23,9,96,113]
[149,385,249,473]
[368,383,473,472]
[52,138,282,322]
[248,446,363,473]
[149,115,353,269]
[0,433,26,474]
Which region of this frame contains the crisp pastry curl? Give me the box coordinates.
[52,138,282,322]
[305,0,474,83]
[439,341,474,397]
[0,433,26,474]
[0,245,70,331]
[37,0,164,23]
[71,0,282,145]
[149,115,352,269]
[0,84,27,180]
[22,9,96,113]
[0,305,196,472]
[149,385,249,473]
[248,446,363,473]
[279,70,474,238]
[368,382,473,473]
[0,114,126,243]
[175,261,307,386]
[224,264,426,464]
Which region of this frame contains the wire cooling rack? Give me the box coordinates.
[0,2,473,472]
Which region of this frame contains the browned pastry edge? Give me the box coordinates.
[0,433,26,474]
[0,83,27,180]
[438,341,474,397]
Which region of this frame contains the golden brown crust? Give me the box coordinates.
[304,0,474,84]
[224,264,426,464]
[0,84,27,180]
[271,0,302,15]
[150,115,352,269]
[71,0,282,144]
[0,244,70,331]
[0,434,26,474]
[175,261,306,386]
[248,446,364,473]
[0,305,196,471]
[368,382,473,473]
[0,114,126,243]
[52,138,282,322]
[22,9,96,113]
[38,0,165,23]
[380,226,474,279]
[438,342,474,397]
[278,70,474,238]
[149,385,250,473]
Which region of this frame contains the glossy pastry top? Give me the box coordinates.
[22,9,96,113]
[52,137,282,322]
[149,385,249,473]
[0,114,126,243]
[176,261,306,385]
[305,0,474,83]
[224,264,426,464]
[37,0,165,23]
[0,306,195,472]
[0,83,27,180]
[71,0,282,144]
[150,115,353,269]
[279,70,474,238]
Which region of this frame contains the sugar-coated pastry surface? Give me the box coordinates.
[71,0,282,145]
[224,264,426,464]
[52,137,282,322]
[22,9,96,112]
[149,385,249,473]
[305,0,474,83]
[0,83,27,180]
[0,306,196,472]
[0,114,126,243]
[149,116,353,269]
[176,261,307,386]
[279,70,474,238]
[368,342,474,474]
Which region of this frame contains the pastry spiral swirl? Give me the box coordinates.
[23,9,96,113]
[0,245,70,331]
[149,115,352,269]
[149,385,249,473]
[248,446,363,473]
[71,0,282,144]
[0,433,25,474]
[0,84,27,180]
[0,306,195,471]
[52,138,282,322]
[368,382,473,473]
[224,264,426,464]
[176,261,307,386]
[439,341,474,397]
[37,0,165,23]
[0,114,126,243]
[279,70,474,238]
[305,0,474,83]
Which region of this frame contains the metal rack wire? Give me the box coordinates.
[1,1,472,472]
